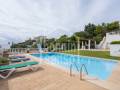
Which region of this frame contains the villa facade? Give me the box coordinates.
[98,30,120,49]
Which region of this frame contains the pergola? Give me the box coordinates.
[77,39,97,50]
[49,38,97,52]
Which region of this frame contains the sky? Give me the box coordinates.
[0,0,120,48]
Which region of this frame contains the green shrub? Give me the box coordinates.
[111,41,120,44]
[0,57,9,65]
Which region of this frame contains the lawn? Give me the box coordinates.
[63,50,120,60]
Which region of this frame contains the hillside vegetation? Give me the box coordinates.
[11,21,120,48]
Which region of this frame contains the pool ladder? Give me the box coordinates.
[70,62,88,80]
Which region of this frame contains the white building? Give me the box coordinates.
[98,30,120,49]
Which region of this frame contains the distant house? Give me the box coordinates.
[98,30,120,49]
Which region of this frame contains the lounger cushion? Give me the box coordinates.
[9,56,26,59]
[0,61,39,70]
[10,58,30,62]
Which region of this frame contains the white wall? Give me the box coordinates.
[106,33,120,48]
[110,45,120,56]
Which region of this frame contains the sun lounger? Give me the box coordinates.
[9,55,26,59]
[9,58,30,63]
[0,61,39,79]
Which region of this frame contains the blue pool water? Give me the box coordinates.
[31,52,117,80]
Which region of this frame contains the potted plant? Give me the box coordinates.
[0,57,9,66]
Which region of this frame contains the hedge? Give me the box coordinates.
[0,57,9,65]
[111,41,120,44]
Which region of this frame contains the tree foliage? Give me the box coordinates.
[56,35,68,43]
[11,39,35,48]
[11,21,120,48]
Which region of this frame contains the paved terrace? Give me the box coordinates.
[0,55,107,90]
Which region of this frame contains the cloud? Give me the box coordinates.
[0,0,119,48]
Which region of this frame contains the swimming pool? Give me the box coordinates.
[31,52,117,80]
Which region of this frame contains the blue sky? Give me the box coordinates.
[0,0,120,48]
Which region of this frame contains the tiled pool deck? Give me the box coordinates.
[0,54,120,90]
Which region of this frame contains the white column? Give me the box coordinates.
[56,43,57,52]
[82,41,84,49]
[77,39,80,50]
[94,41,96,49]
[61,43,64,51]
[88,40,91,50]
[85,41,87,49]
[14,48,16,54]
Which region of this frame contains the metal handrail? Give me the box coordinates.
[80,64,88,80]
[70,62,88,80]
[70,62,79,76]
